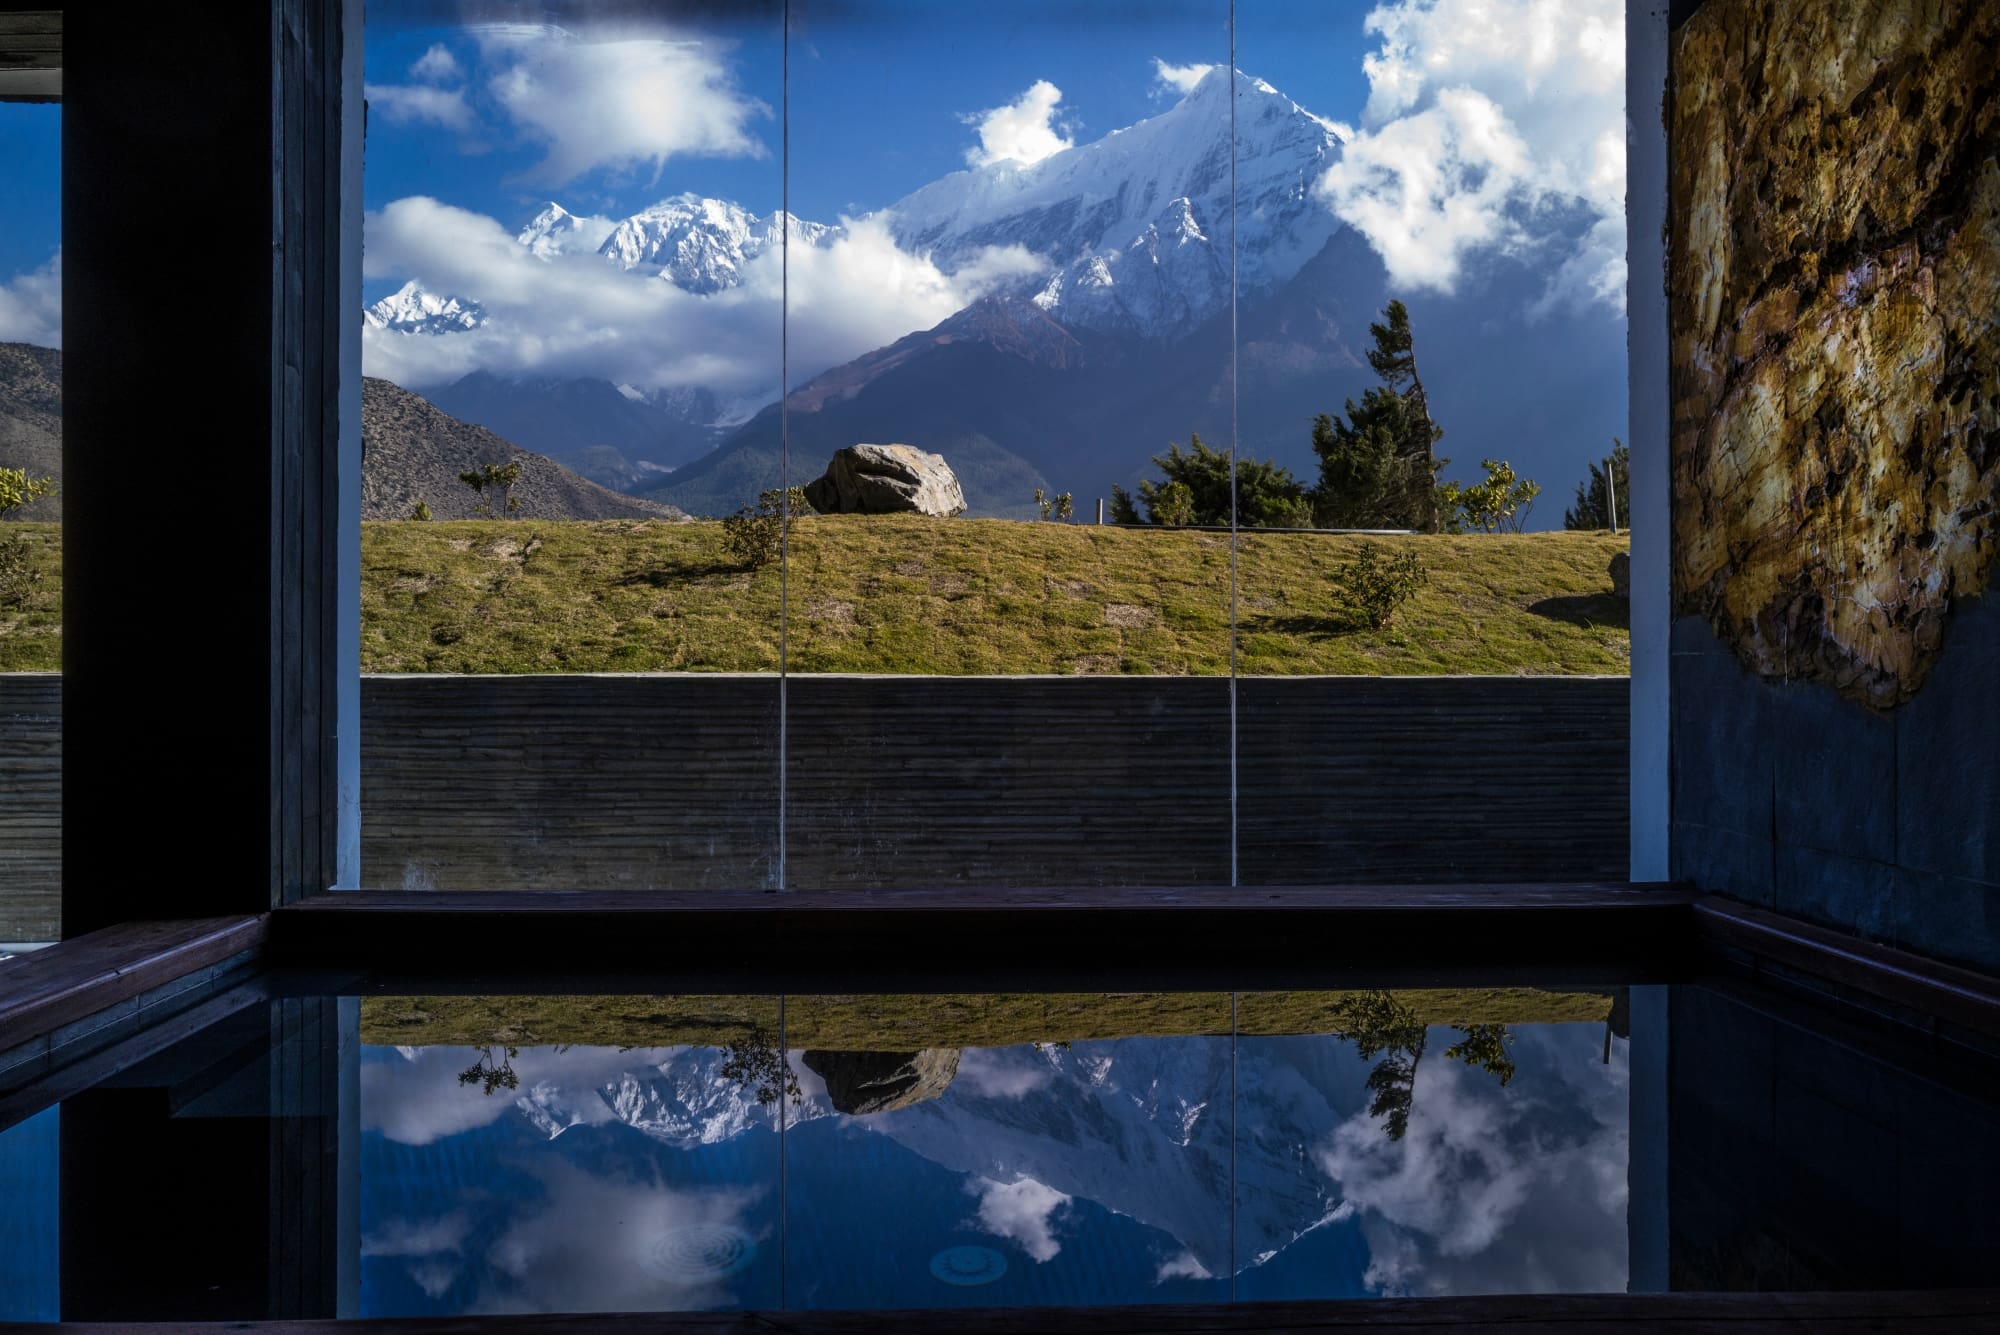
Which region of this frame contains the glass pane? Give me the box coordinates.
[1230,1,1632,885]
[359,995,785,1313]
[783,993,1232,1308]
[357,2,785,889]
[1234,988,1631,1297]
[0,96,61,945]
[781,0,1233,890]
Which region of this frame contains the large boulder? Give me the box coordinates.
[1609,550,1631,599]
[803,443,966,517]
[800,1048,962,1114]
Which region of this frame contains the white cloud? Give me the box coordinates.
[1152,59,1214,97]
[481,28,769,187]
[963,80,1074,169]
[361,195,1044,399]
[409,1259,459,1300]
[954,1047,1056,1100]
[1317,0,1627,312]
[365,82,477,133]
[1154,1250,1212,1282]
[476,1159,766,1313]
[0,250,60,348]
[359,1040,688,1145]
[1313,1025,1629,1296]
[969,1176,1071,1263]
[411,43,462,84]
[363,1211,471,1258]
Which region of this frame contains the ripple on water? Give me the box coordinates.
[647,1224,758,1283]
[929,1245,1008,1286]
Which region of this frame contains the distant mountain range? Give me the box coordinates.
[0,342,682,523]
[0,342,62,521]
[362,66,1627,520]
[360,378,686,521]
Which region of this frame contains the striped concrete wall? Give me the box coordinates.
[0,673,1629,934]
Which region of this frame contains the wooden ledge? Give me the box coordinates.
[270,884,1696,988]
[37,1289,2000,1332]
[283,882,1691,913]
[0,915,267,1055]
[1693,895,2000,1039]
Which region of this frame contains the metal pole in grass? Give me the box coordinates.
[1606,455,1619,535]
[1096,497,1105,525]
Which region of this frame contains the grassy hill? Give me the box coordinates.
[0,343,63,522]
[0,520,1629,675]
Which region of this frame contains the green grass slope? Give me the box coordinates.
[0,520,1630,676]
[360,988,1618,1051]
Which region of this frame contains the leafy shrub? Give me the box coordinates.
[1438,459,1540,534]
[459,462,523,516]
[410,500,433,521]
[0,535,42,610]
[0,467,55,518]
[1033,488,1075,521]
[720,487,807,569]
[1334,541,1428,629]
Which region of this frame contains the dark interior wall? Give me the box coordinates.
[61,3,345,932]
[1666,0,2000,971]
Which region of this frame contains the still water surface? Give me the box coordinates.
[4,979,1995,1318]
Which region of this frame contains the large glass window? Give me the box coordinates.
[346,0,1632,894]
[357,2,785,889]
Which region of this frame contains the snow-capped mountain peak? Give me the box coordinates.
[596,192,837,294]
[880,67,1344,338]
[363,278,487,335]
[516,202,616,259]
[376,69,1345,346]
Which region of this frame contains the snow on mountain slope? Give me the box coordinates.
[507,1045,829,1148]
[596,193,836,293]
[515,202,616,259]
[374,68,1343,345]
[884,68,1345,337]
[363,279,487,335]
[484,1034,1365,1279]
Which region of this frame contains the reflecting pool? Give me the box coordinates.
[1,978,1995,1320]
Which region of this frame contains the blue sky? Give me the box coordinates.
[0,103,59,280]
[359,2,1375,243]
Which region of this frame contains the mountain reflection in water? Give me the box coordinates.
[356,990,1629,1313]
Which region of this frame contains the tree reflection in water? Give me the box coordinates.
[719,1024,801,1107]
[1330,994,1516,1140]
[457,1044,521,1095]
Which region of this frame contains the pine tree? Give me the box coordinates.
[1123,433,1310,527]
[1564,439,1631,531]
[1311,300,1445,530]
